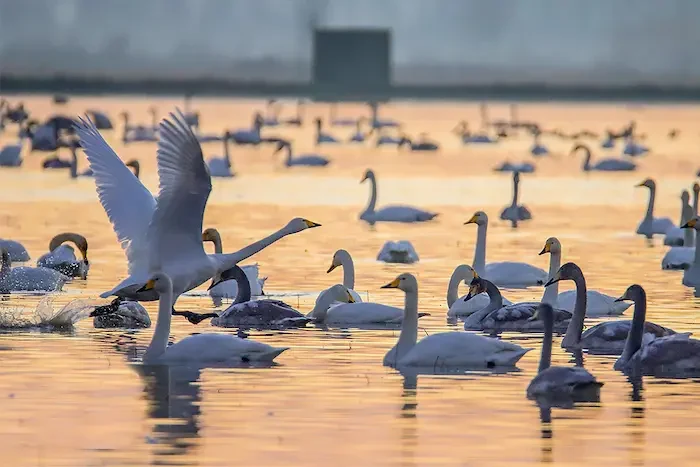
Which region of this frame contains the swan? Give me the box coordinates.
[530,132,549,156]
[571,143,636,172]
[445,264,513,319]
[0,137,22,167]
[623,137,648,157]
[140,272,288,365]
[539,237,631,316]
[206,132,235,178]
[499,171,532,227]
[680,216,700,286]
[663,190,691,246]
[493,161,535,173]
[0,248,68,292]
[230,114,263,145]
[359,169,438,224]
[453,121,496,144]
[463,276,572,332]
[315,118,339,144]
[398,135,439,151]
[464,211,547,287]
[120,110,158,143]
[75,111,321,310]
[36,232,89,279]
[324,249,363,302]
[204,267,350,328]
[601,132,615,149]
[382,273,531,368]
[261,99,280,127]
[329,103,359,127]
[375,130,403,146]
[636,178,674,239]
[349,118,367,143]
[0,239,29,261]
[545,263,677,354]
[90,296,150,328]
[85,110,113,130]
[202,228,266,298]
[376,241,419,264]
[666,185,700,270]
[368,102,400,129]
[694,183,699,215]
[274,140,330,167]
[526,303,603,403]
[281,99,304,127]
[614,285,700,376]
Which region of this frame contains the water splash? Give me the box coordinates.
[0,296,94,330]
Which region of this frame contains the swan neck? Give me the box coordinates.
[339,252,355,289]
[620,292,646,364]
[223,138,231,168]
[214,226,290,272]
[473,223,487,275]
[583,150,592,171]
[446,267,468,307]
[485,280,504,309]
[561,272,588,347]
[309,289,340,321]
[0,253,10,281]
[364,174,377,214]
[539,311,553,373]
[394,289,419,363]
[210,231,223,254]
[145,285,173,361]
[683,204,694,246]
[233,269,252,304]
[645,186,655,219]
[694,191,699,216]
[511,177,519,206]
[541,251,561,305]
[69,146,78,178]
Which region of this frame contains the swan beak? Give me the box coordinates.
[303,219,321,228]
[464,214,478,225]
[326,263,339,274]
[137,279,155,292]
[381,278,401,289]
[614,295,628,302]
[544,278,557,287]
[682,219,697,229]
[539,244,550,255]
[347,291,355,303]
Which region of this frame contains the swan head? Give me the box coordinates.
[137,272,173,294]
[682,216,700,230]
[360,169,375,183]
[636,178,655,189]
[464,276,486,301]
[694,183,700,195]
[539,237,561,256]
[49,233,88,261]
[681,190,690,203]
[202,227,221,243]
[381,273,417,293]
[327,249,350,273]
[89,297,123,317]
[615,284,645,303]
[464,211,488,226]
[208,264,247,290]
[528,303,554,322]
[125,159,140,178]
[285,218,321,234]
[544,262,582,287]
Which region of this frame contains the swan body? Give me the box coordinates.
[382,273,530,368]
[90,297,150,328]
[572,144,636,172]
[530,140,549,156]
[446,264,513,319]
[0,239,29,262]
[359,169,437,224]
[275,140,329,167]
[377,241,419,264]
[75,112,321,307]
[636,178,674,238]
[465,211,547,287]
[493,161,535,173]
[317,302,408,325]
[601,137,615,149]
[36,233,89,279]
[464,134,496,144]
[0,141,22,167]
[230,114,263,145]
[662,247,694,270]
[43,154,72,169]
[206,132,235,177]
[0,248,68,292]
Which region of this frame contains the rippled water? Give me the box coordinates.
[1,97,700,466]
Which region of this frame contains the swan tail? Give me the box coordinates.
[495,347,532,366]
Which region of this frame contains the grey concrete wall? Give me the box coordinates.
[0,0,697,86]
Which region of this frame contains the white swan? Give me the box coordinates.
[614,285,700,377]
[75,112,320,310]
[571,143,636,172]
[0,248,68,292]
[446,264,512,319]
[90,297,150,328]
[359,169,438,224]
[324,249,363,303]
[207,132,235,177]
[636,178,674,239]
[274,140,329,167]
[202,228,266,298]
[539,237,630,316]
[499,172,532,227]
[464,211,547,287]
[376,240,419,264]
[120,110,158,143]
[0,239,30,262]
[141,272,288,365]
[381,273,531,368]
[493,161,535,173]
[526,303,603,402]
[662,192,695,269]
[663,190,691,246]
[36,232,89,279]
[681,216,700,286]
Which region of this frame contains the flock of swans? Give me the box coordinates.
[1,98,700,412]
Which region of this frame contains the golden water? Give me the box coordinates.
[0,96,699,466]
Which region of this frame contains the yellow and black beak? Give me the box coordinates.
[682,219,697,229]
[614,294,628,303]
[347,291,356,303]
[381,278,401,289]
[539,243,550,255]
[207,278,222,290]
[326,263,339,274]
[303,219,322,228]
[635,181,647,187]
[137,279,155,293]
[464,214,478,225]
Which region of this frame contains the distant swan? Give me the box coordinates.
[141,272,288,365]
[315,118,339,144]
[275,140,330,167]
[464,211,547,287]
[85,109,113,130]
[207,132,235,177]
[230,114,263,145]
[329,103,359,127]
[526,303,603,403]
[0,137,23,167]
[680,216,700,286]
[36,232,89,279]
[499,171,532,227]
[359,169,437,224]
[90,297,150,328]
[382,273,530,368]
[0,248,68,292]
[663,195,696,269]
[398,134,439,151]
[120,109,158,143]
[202,228,266,298]
[445,264,512,319]
[530,132,549,156]
[636,178,674,239]
[571,143,636,172]
[377,241,419,264]
[493,161,535,173]
[663,190,691,246]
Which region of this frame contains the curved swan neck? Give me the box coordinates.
[223,137,231,168]
[232,267,251,304]
[285,144,293,165]
[208,230,223,254]
[472,223,488,274]
[645,185,656,219]
[484,280,504,309]
[309,289,341,321]
[561,269,588,348]
[447,266,471,307]
[620,289,647,364]
[683,203,694,246]
[69,146,78,178]
[337,251,355,289]
[582,150,592,171]
[145,281,173,362]
[394,288,419,363]
[511,176,519,206]
[213,225,291,273]
[539,309,553,373]
[363,173,378,214]
[541,251,561,305]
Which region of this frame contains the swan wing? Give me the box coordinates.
[75,117,156,275]
[484,262,547,287]
[147,111,211,273]
[326,302,403,324]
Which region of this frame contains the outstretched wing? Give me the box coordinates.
[74,117,156,275]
